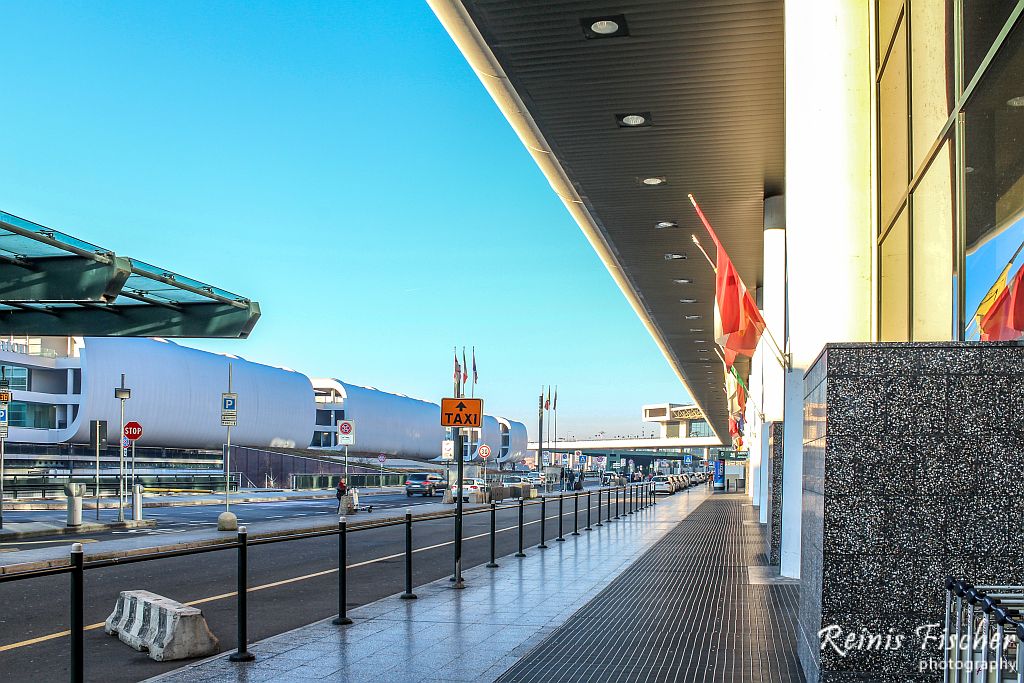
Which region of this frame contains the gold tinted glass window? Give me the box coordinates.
[912,140,955,340]
[910,2,954,171]
[880,209,911,341]
[879,18,909,227]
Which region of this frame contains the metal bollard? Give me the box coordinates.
[572,492,580,535]
[229,526,255,661]
[556,494,565,541]
[486,502,499,568]
[515,498,526,557]
[400,510,417,599]
[595,488,603,527]
[614,486,620,519]
[333,517,353,625]
[585,491,593,531]
[629,484,634,514]
[70,542,84,683]
[538,496,548,549]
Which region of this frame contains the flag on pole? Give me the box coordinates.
[462,347,468,385]
[980,265,1024,341]
[472,347,478,384]
[453,348,461,386]
[545,386,550,410]
[689,194,766,369]
[553,386,557,411]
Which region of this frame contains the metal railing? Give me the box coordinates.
[0,482,656,683]
[943,577,1024,682]
[290,473,406,489]
[1,473,240,498]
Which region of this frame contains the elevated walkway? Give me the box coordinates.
[147,492,802,683]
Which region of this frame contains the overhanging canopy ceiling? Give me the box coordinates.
[0,211,260,338]
[436,0,785,440]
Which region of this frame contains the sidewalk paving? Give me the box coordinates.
[145,489,708,683]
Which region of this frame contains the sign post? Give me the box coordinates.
[0,373,8,529]
[216,365,241,531]
[441,395,483,590]
[90,420,107,520]
[124,421,143,487]
[113,375,131,523]
[378,453,386,488]
[337,420,355,484]
[478,444,491,485]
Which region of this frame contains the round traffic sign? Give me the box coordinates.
[124,421,143,441]
[121,436,130,448]
[339,421,353,435]
[479,444,491,459]
[378,453,387,464]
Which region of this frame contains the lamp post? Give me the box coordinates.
[113,375,131,523]
[218,364,238,531]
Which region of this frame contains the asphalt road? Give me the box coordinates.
[0,493,443,549]
[0,487,647,682]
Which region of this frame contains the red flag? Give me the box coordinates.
[453,348,461,384]
[462,348,468,385]
[472,347,478,384]
[544,387,550,410]
[980,267,1024,341]
[690,194,766,369]
[1007,266,1024,334]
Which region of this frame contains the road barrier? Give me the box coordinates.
[0,483,656,682]
[104,589,218,661]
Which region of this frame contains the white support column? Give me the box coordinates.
[760,197,786,522]
[780,0,872,578]
[747,334,764,505]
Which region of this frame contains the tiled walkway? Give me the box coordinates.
[147,492,802,683]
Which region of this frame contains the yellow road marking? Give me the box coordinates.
[0,507,597,653]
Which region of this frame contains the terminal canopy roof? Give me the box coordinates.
[431,0,785,441]
[0,211,260,338]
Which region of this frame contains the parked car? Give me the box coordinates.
[450,478,487,502]
[405,472,446,497]
[502,475,530,486]
[652,475,674,495]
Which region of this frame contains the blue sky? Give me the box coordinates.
[0,1,689,438]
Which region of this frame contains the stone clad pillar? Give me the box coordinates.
[780,0,872,578]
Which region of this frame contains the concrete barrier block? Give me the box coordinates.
[105,590,218,661]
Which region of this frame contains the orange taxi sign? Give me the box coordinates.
[441,397,483,427]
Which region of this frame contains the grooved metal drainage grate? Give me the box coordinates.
[496,496,805,683]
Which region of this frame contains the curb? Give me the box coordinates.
[1,489,402,511]
[0,518,157,542]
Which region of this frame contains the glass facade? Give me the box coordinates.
[875,0,1024,340]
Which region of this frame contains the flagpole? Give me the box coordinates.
[553,386,557,470]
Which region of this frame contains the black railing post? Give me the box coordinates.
[486,502,499,568]
[595,488,603,527]
[628,484,634,514]
[400,510,417,599]
[229,526,255,661]
[538,496,548,549]
[652,480,657,504]
[572,492,580,535]
[585,491,593,531]
[614,486,620,519]
[556,493,565,541]
[515,497,526,557]
[70,542,84,683]
[333,517,353,625]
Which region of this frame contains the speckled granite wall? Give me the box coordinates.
[765,421,784,565]
[797,342,1024,683]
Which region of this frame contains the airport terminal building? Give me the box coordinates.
[429,1,1024,679]
[0,335,527,474]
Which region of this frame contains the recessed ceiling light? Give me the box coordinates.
[641,176,667,186]
[684,314,701,320]
[664,253,687,260]
[698,349,709,353]
[689,328,703,332]
[616,112,652,128]
[657,221,678,229]
[679,298,697,304]
[1008,96,1024,107]
[673,278,692,284]
[966,166,975,173]
[581,15,629,39]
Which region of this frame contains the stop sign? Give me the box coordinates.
[124,421,143,441]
